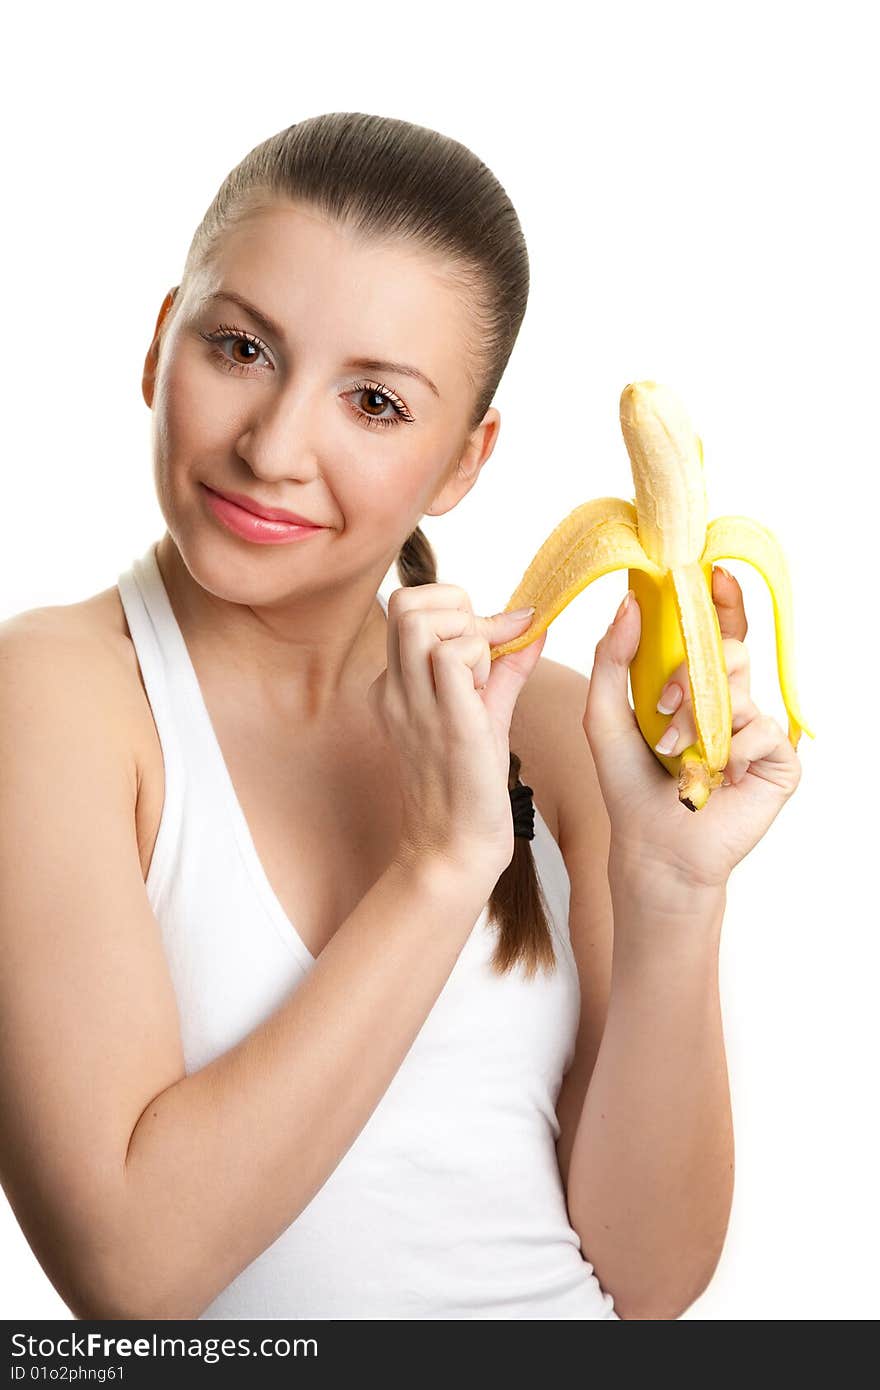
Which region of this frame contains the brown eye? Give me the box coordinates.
[228,339,259,365]
[199,325,273,374]
[344,380,414,429]
[359,387,395,418]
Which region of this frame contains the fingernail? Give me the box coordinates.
[502,605,535,620]
[613,589,633,624]
[656,682,683,715]
[721,774,732,787]
[655,725,679,754]
[714,565,733,584]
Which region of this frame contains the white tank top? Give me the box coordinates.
[116,539,619,1321]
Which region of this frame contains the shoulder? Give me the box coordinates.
[0,589,147,792]
[5,582,145,674]
[1,583,134,658]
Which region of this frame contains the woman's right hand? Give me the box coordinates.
[367,583,547,886]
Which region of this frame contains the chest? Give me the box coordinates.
[133,669,560,961]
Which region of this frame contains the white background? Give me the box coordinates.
[1,0,876,1321]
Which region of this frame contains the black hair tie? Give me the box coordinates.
[510,779,536,840]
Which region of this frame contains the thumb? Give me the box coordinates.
[483,610,548,730]
[583,590,653,759]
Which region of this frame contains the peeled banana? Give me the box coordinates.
[489,379,814,812]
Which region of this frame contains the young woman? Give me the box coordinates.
[0,112,802,1322]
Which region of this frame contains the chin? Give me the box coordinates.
[174,498,332,607]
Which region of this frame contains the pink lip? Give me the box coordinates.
[201,484,327,546]
[202,484,322,527]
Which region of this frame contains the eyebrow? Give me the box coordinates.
[199,290,441,397]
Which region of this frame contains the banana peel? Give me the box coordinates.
[489,380,814,812]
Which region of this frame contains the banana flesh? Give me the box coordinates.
[490,380,814,812]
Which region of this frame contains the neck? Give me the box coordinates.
[154,531,388,724]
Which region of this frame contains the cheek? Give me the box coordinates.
[330,450,426,550]
[155,338,236,444]
[354,443,435,521]
[150,373,215,508]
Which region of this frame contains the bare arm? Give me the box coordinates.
[564,866,734,1320]
[0,615,492,1322]
[120,854,489,1320]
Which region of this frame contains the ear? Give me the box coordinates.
[142,286,179,409]
[425,407,501,518]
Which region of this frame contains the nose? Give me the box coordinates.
[235,384,325,484]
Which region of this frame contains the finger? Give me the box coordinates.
[653,687,760,761]
[483,625,548,732]
[584,591,643,744]
[656,637,750,715]
[386,583,473,686]
[432,627,512,697]
[431,620,543,733]
[471,608,538,688]
[395,603,534,720]
[583,591,662,782]
[396,604,477,708]
[723,711,801,787]
[431,633,495,723]
[712,565,748,640]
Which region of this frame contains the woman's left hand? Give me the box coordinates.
[583,566,803,890]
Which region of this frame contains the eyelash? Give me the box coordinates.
[198,323,415,428]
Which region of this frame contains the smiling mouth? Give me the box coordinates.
[201,483,325,528]
[200,484,330,545]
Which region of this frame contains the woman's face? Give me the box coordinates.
[143,199,499,608]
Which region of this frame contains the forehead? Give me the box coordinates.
[197,202,474,395]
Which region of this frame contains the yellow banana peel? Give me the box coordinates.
[489,379,815,812]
